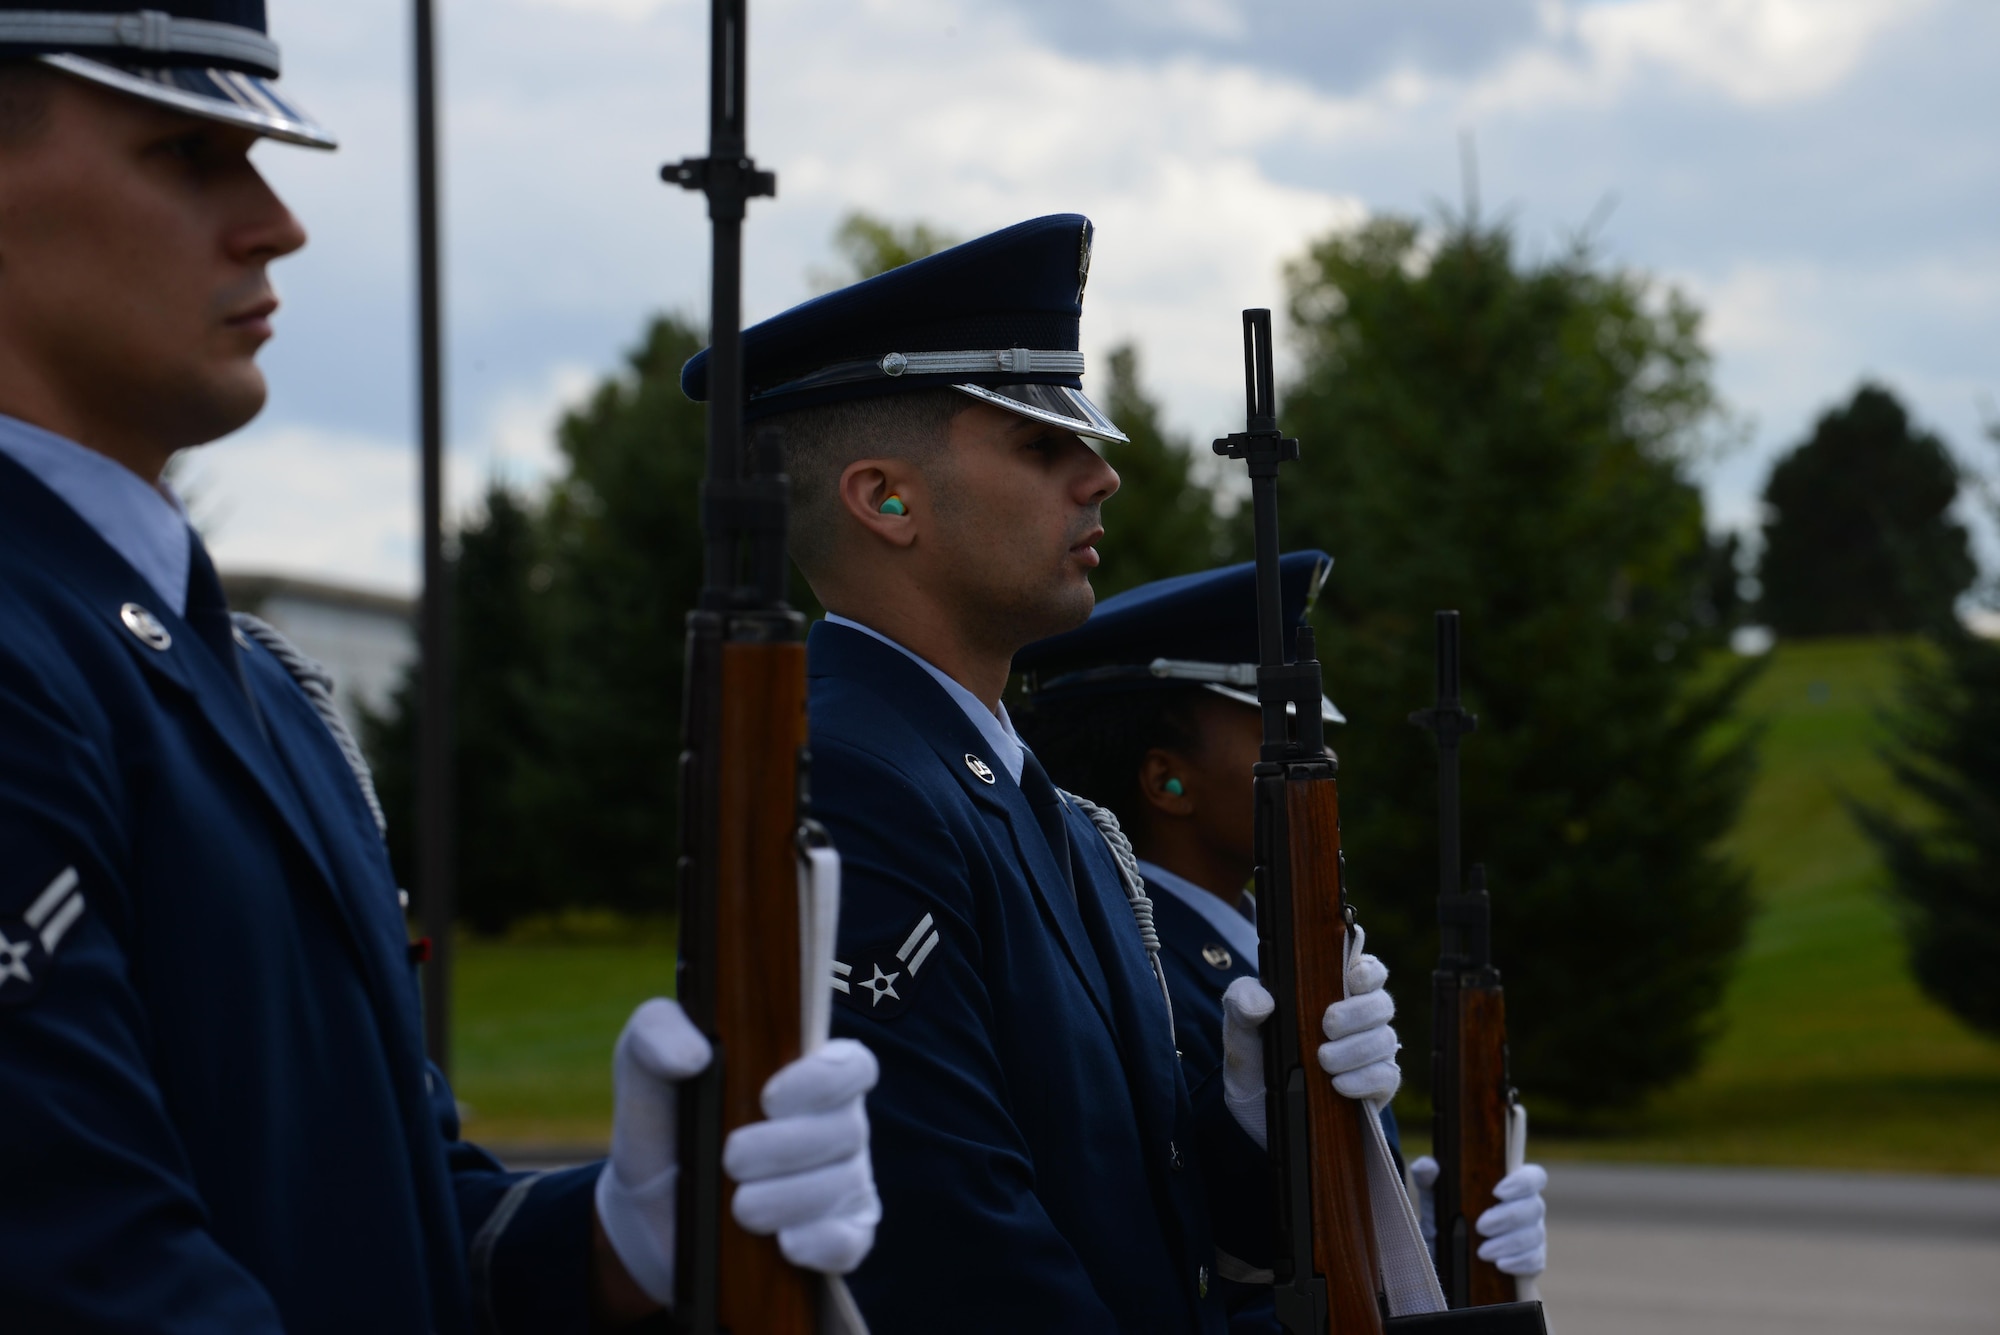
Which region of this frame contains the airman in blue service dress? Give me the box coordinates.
[1015,551,1559,1324]
[1016,551,1405,1332]
[0,433,600,1330]
[1014,553,1402,1154]
[0,6,862,1328]
[682,216,1276,1332]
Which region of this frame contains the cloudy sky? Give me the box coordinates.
[184,0,2000,594]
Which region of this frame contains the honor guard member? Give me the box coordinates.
[682,215,1404,1333]
[0,6,878,1330]
[1016,555,1553,1315]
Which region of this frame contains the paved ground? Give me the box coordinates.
[497,1150,2000,1331]
[1536,1164,2000,1334]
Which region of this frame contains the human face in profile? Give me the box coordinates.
[0,72,306,478]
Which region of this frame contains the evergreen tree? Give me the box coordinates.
[1855,419,2000,1039]
[812,212,962,289]
[365,483,561,932]
[1757,385,1975,636]
[1278,215,1758,1114]
[1854,630,2000,1039]
[1091,344,1246,599]
[529,316,712,919]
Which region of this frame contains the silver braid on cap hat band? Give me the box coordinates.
[1064,789,1174,1043]
[0,10,280,74]
[758,347,1084,397]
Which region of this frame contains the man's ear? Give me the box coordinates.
[838,460,921,549]
[1138,748,1195,820]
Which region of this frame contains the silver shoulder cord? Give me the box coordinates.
[231,612,389,838]
[1060,789,1174,1043]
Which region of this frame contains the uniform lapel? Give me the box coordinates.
[808,622,1122,1040]
[0,459,356,962]
[1070,827,1181,1113]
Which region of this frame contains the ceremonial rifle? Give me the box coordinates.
[1216,312,1546,1335]
[666,4,851,1330]
[1214,309,1383,1334]
[1411,613,1539,1313]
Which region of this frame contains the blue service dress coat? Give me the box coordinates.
[809,622,1271,1333]
[0,454,598,1333]
[1149,879,1405,1333]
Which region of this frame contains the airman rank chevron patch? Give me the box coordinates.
[832,912,943,1021]
[0,866,86,1008]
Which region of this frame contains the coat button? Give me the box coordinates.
[1169,1141,1184,1171]
[119,602,172,651]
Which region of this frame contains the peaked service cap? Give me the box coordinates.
[682,213,1127,444]
[1,1,333,148]
[1016,550,1345,724]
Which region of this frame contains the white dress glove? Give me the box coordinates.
[1318,924,1401,1105]
[593,998,883,1306]
[1475,1164,1547,1277]
[1408,1153,1440,1249]
[1221,975,1275,1149]
[1218,924,1403,1151]
[1405,1155,1548,1278]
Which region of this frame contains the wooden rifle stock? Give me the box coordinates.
[669,0,824,1328]
[1450,949,1515,1309]
[677,626,814,1331]
[1267,775,1383,1334]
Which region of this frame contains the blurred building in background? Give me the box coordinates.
[221,571,415,737]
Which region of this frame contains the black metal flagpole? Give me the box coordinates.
[414,0,454,1073]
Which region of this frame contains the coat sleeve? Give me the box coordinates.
[429,1065,606,1335]
[817,738,1121,1334]
[0,650,286,1331]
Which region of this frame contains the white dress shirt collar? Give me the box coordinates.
[0,413,192,616]
[823,612,1027,784]
[1137,858,1261,965]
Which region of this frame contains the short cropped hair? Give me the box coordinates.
[758,388,967,575]
[1015,686,1209,834]
[0,62,54,146]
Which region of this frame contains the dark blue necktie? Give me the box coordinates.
[1018,748,1074,899]
[185,534,251,703]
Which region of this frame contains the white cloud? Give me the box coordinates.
[1572,0,1924,104]
[180,425,419,594]
[180,359,606,597]
[518,0,690,17]
[1474,0,1930,112]
[480,361,599,486]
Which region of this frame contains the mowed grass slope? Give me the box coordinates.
[451,920,677,1146]
[452,638,2000,1168]
[1536,636,2000,1172]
